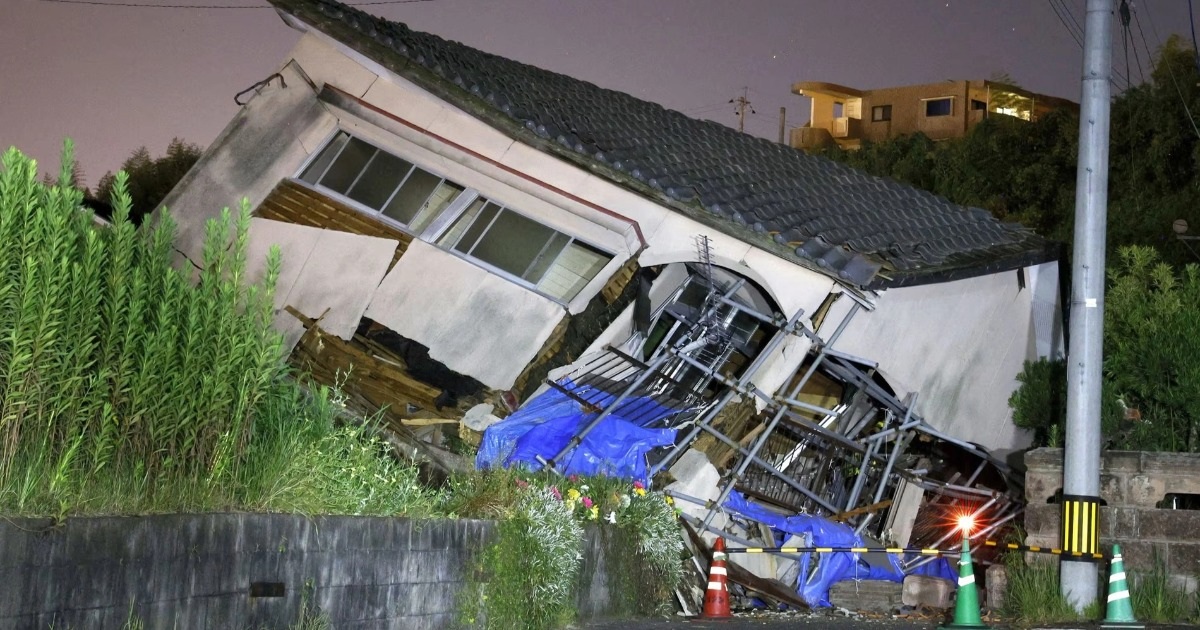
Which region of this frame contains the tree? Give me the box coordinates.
[93,138,202,225]
[1104,246,1200,451]
[822,39,1200,267]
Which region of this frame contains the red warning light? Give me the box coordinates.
[956,514,975,535]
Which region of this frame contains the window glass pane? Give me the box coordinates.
[382,168,441,224]
[537,240,611,300]
[409,181,465,233]
[524,232,570,282]
[300,131,349,185]
[437,197,489,249]
[925,98,952,117]
[453,201,502,254]
[346,151,413,210]
[470,209,556,277]
[319,137,376,194]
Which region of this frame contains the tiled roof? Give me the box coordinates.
[269,0,1058,289]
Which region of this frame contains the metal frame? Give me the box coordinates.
[522,238,1024,594]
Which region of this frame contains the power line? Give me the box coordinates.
[1049,0,1130,89]
[1059,0,1085,38]
[1048,0,1084,48]
[1120,0,1145,86]
[1135,1,1200,139]
[682,101,740,115]
[37,0,436,8]
[729,87,755,134]
[1189,0,1200,75]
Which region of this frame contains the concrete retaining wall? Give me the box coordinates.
[0,513,629,630]
[1024,448,1200,589]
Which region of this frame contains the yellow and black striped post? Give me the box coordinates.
[1060,494,1101,560]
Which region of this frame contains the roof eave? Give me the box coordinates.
[865,241,1065,290]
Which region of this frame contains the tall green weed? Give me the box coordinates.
[0,144,430,518]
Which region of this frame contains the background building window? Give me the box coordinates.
[871,105,892,122]
[924,97,953,117]
[298,131,612,301]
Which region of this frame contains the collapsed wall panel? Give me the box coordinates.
[365,240,566,390]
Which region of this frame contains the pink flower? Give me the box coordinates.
[550,486,562,500]
[515,479,529,488]
[568,475,580,483]
[633,481,645,490]
[582,497,594,509]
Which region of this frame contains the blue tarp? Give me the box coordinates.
[476,379,679,483]
[721,490,956,607]
[477,381,955,605]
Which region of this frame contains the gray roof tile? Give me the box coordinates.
[270,0,1058,289]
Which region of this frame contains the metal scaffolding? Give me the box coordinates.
[528,247,1024,590]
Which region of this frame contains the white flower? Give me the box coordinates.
[605,511,617,524]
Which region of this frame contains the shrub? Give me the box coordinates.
[454,471,685,629]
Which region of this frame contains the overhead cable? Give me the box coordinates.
[37,0,437,8]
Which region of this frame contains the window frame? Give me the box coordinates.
[922,97,954,118]
[870,104,892,122]
[292,129,615,304]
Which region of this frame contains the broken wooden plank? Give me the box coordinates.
[680,518,809,610]
[400,418,461,426]
[831,499,893,523]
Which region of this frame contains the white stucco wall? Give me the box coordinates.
[364,240,566,390]
[244,218,399,349]
[822,262,1063,455]
[161,60,335,264]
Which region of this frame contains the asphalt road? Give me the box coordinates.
[581,611,951,629]
[580,611,1199,629]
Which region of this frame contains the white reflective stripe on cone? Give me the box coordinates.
[710,567,727,576]
[714,553,727,561]
[1110,571,1126,583]
[707,582,726,591]
[1108,589,1130,603]
[958,574,975,587]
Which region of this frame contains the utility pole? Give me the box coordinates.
[1061,0,1112,610]
[729,87,755,133]
[778,106,787,144]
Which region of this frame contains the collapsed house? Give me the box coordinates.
[161,0,1064,608]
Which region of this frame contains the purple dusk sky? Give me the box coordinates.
[2,0,1195,189]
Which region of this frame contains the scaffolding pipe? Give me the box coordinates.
[699,302,862,532]
[540,349,676,469]
[647,308,809,479]
[694,420,841,514]
[843,439,880,511]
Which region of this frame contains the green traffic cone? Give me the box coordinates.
[1100,544,1144,629]
[939,537,992,629]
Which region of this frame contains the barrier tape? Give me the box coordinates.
[724,540,1107,561]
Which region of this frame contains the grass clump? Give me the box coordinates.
[1001,553,1080,624]
[1131,554,1192,622]
[0,145,428,518]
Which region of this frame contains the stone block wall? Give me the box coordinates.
[0,513,629,630]
[1024,448,1200,588]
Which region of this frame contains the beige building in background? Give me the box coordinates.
[791,79,1077,150]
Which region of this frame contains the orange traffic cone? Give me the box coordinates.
[702,537,732,619]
